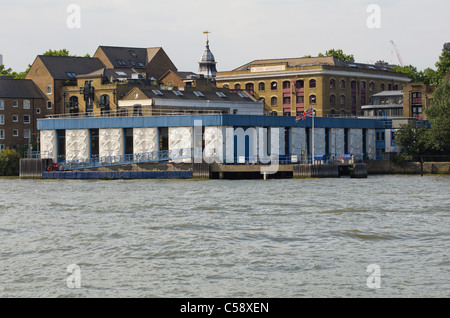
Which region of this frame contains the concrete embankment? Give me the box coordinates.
[366,161,450,175]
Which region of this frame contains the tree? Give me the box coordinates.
[0,148,22,176]
[43,49,73,57]
[425,78,450,154]
[434,49,450,85]
[394,123,430,159]
[391,65,433,84]
[318,49,355,63]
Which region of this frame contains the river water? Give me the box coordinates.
[0,175,449,298]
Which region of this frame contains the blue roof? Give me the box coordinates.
[37,115,381,130]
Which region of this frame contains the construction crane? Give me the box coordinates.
[390,40,404,67]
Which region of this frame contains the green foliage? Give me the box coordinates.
[43,49,73,57]
[425,78,450,153]
[394,123,430,158]
[434,49,450,85]
[0,149,22,176]
[318,49,355,63]
[391,65,433,84]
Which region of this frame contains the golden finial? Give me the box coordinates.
[203,30,211,45]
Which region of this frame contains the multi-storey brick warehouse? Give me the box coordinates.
[0,77,47,150]
[215,57,410,117]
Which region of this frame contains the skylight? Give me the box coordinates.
[173,91,184,96]
[193,91,205,97]
[237,92,249,99]
[66,72,77,79]
[116,71,127,76]
[216,92,227,98]
[152,90,164,96]
[116,59,127,66]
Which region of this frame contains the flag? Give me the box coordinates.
[295,107,315,122]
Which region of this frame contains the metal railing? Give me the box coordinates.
[44,108,226,119]
[60,147,202,170]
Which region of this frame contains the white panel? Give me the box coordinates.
[99,129,124,160]
[366,129,376,160]
[204,126,225,163]
[270,127,284,156]
[169,127,193,163]
[349,129,363,160]
[330,128,345,157]
[133,127,158,154]
[313,128,326,156]
[40,130,57,160]
[65,129,89,161]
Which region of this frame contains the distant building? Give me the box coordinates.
[197,36,218,79]
[444,43,450,53]
[362,90,404,118]
[0,54,3,66]
[216,57,410,117]
[0,77,47,150]
[118,87,264,116]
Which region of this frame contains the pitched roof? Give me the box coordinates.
[38,55,105,80]
[96,46,149,69]
[0,78,45,99]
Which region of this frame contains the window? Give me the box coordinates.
[137,62,145,67]
[46,85,52,95]
[193,91,205,97]
[369,82,375,91]
[13,100,18,107]
[0,144,4,150]
[0,129,4,139]
[234,83,241,90]
[13,130,19,137]
[271,81,277,90]
[381,83,385,91]
[36,108,41,115]
[116,59,127,66]
[116,71,127,77]
[23,100,30,109]
[310,95,317,105]
[0,100,4,110]
[296,95,304,104]
[361,81,366,89]
[340,80,346,89]
[46,101,52,109]
[330,95,336,105]
[66,72,77,79]
[330,79,336,89]
[309,79,316,89]
[340,95,346,105]
[12,115,18,122]
[258,82,265,91]
[295,80,304,89]
[283,81,291,89]
[271,97,278,106]
[0,115,4,125]
[24,129,30,139]
[129,60,136,67]
[283,96,291,104]
[24,115,30,124]
[216,92,226,98]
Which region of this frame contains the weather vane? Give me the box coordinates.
[203,30,211,45]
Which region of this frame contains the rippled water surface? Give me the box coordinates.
[1,175,449,298]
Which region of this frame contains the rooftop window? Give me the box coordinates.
[193,91,205,97]
[116,59,127,66]
[173,91,184,96]
[66,72,77,79]
[216,92,227,98]
[116,71,127,77]
[152,90,164,96]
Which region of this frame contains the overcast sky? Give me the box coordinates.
[1,0,449,74]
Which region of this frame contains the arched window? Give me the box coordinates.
[223,84,229,89]
[330,79,336,89]
[296,80,304,89]
[340,95,346,105]
[351,81,357,89]
[330,109,336,116]
[234,83,241,90]
[258,82,265,91]
[245,83,254,92]
[46,85,52,95]
[271,81,278,91]
[369,82,375,91]
[310,95,317,105]
[340,79,346,89]
[283,81,291,89]
[381,83,385,91]
[271,97,278,106]
[330,94,336,105]
[309,79,316,89]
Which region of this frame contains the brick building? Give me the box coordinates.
[215,57,410,117]
[0,77,46,150]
